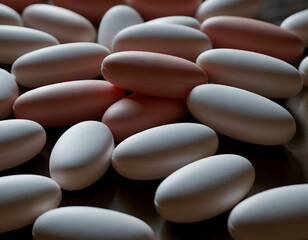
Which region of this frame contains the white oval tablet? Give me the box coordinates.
[187,84,296,145]
[98,5,144,50]
[299,55,308,87]
[112,23,212,61]
[281,9,308,48]
[50,121,114,191]
[32,206,155,240]
[155,154,255,223]
[0,25,59,64]
[22,4,96,43]
[228,184,308,240]
[12,42,110,88]
[0,174,61,233]
[0,3,23,26]
[196,48,303,98]
[112,123,218,180]
[146,16,200,29]
[0,69,19,119]
[0,119,46,171]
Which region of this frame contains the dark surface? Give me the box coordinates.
[1,0,308,239]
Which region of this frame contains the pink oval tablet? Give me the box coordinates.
[102,94,188,142]
[129,0,201,20]
[201,16,305,62]
[0,0,44,13]
[13,80,125,127]
[102,51,208,99]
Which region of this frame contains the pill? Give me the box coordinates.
[13,80,125,127]
[102,94,187,142]
[50,121,114,191]
[201,16,305,62]
[0,174,61,233]
[196,48,303,98]
[32,206,155,240]
[129,0,201,20]
[98,5,144,51]
[112,23,212,61]
[0,25,59,64]
[228,184,308,240]
[51,0,126,25]
[281,9,308,48]
[0,0,44,13]
[299,55,308,87]
[0,68,18,119]
[146,16,200,29]
[0,119,46,171]
[22,4,96,43]
[112,122,218,180]
[187,84,296,145]
[12,42,110,88]
[102,51,207,98]
[195,0,262,22]
[0,3,22,26]
[154,154,255,223]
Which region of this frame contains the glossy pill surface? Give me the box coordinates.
[146,16,200,29]
[155,154,255,223]
[0,3,22,26]
[299,56,308,87]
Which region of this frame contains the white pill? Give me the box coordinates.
[228,184,308,240]
[0,25,59,64]
[32,206,155,240]
[12,42,110,88]
[146,16,200,29]
[0,3,23,26]
[299,55,308,87]
[50,121,114,191]
[187,84,296,145]
[98,5,144,50]
[0,68,18,119]
[196,48,303,98]
[0,119,46,171]
[155,154,255,223]
[0,174,61,233]
[112,123,218,180]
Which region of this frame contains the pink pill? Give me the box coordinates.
[0,0,44,13]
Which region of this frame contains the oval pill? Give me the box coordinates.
[299,55,308,87]
[146,16,200,29]
[0,3,23,26]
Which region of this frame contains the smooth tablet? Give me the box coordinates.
[0,174,61,233]
[98,5,144,50]
[187,84,296,145]
[201,16,304,62]
[0,69,19,119]
[155,154,255,223]
[12,42,110,88]
[228,184,308,240]
[0,119,46,171]
[13,80,125,127]
[22,4,96,43]
[102,94,187,142]
[0,25,59,64]
[195,0,262,22]
[129,0,201,20]
[146,16,200,29]
[0,3,22,26]
[281,9,308,48]
[112,23,212,61]
[102,51,207,99]
[299,56,308,87]
[196,48,303,98]
[112,123,218,180]
[32,206,155,240]
[0,0,44,12]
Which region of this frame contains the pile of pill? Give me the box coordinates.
[0,0,308,239]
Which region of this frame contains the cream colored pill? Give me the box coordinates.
[22,4,96,43]
[12,42,110,88]
[0,25,59,64]
[0,174,61,233]
[187,84,296,145]
[228,184,308,240]
[0,69,18,119]
[50,121,114,191]
[196,48,303,98]
[0,3,22,26]
[32,206,155,240]
[299,56,308,87]
[155,154,255,223]
[98,5,144,50]
[112,23,212,61]
[146,16,200,29]
[0,119,46,171]
[112,123,218,180]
